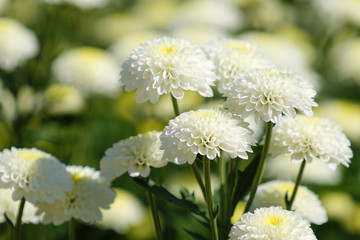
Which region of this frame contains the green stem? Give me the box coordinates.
[222,158,236,239]
[244,122,273,213]
[146,191,163,240]
[286,160,306,210]
[218,153,226,223]
[14,198,25,240]
[170,94,180,117]
[191,163,206,200]
[68,218,76,240]
[203,157,219,240]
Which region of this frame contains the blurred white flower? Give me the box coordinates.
[43,0,109,10]
[0,80,16,122]
[224,68,317,123]
[203,38,274,93]
[240,31,321,90]
[270,115,352,170]
[314,99,360,143]
[160,108,256,164]
[96,188,145,234]
[100,131,166,180]
[16,85,43,116]
[43,83,85,116]
[36,165,115,225]
[172,0,244,31]
[120,36,216,103]
[0,18,39,72]
[329,38,360,85]
[51,47,120,96]
[0,188,41,224]
[264,154,342,185]
[171,25,227,46]
[0,147,73,204]
[229,206,317,240]
[109,31,161,65]
[250,180,328,225]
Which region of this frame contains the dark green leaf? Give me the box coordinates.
[183,228,208,240]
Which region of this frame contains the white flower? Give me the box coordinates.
[160,108,256,164]
[0,18,39,72]
[0,188,42,224]
[100,131,166,180]
[223,68,318,123]
[264,154,342,185]
[96,188,145,234]
[43,83,85,116]
[120,36,216,104]
[269,115,352,170]
[43,0,109,10]
[250,180,328,225]
[51,47,120,96]
[35,165,115,225]
[229,206,317,240]
[0,147,73,204]
[203,38,275,93]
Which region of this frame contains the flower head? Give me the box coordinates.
[250,180,328,225]
[270,115,352,170]
[223,68,318,123]
[51,47,120,96]
[120,36,216,103]
[203,38,275,93]
[43,0,109,10]
[35,165,115,225]
[160,108,256,164]
[0,147,73,204]
[100,131,166,180]
[229,206,317,240]
[0,18,39,72]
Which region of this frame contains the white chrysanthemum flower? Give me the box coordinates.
[203,38,275,93]
[270,115,352,170]
[43,0,109,10]
[250,180,327,225]
[96,188,145,234]
[51,47,120,96]
[264,154,342,185]
[229,206,317,240]
[223,68,318,123]
[35,165,115,225]
[43,83,85,116]
[120,36,216,104]
[0,147,73,204]
[100,131,167,180]
[0,188,42,224]
[0,18,39,72]
[160,108,256,164]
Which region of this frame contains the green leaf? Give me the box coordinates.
[4,213,14,229]
[183,228,208,240]
[213,202,219,218]
[133,178,208,219]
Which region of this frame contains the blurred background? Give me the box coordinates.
[0,0,360,239]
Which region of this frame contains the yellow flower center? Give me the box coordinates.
[228,42,249,52]
[158,45,177,55]
[71,173,82,182]
[78,47,105,60]
[265,216,283,227]
[300,116,324,125]
[20,151,44,161]
[195,111,216,118]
